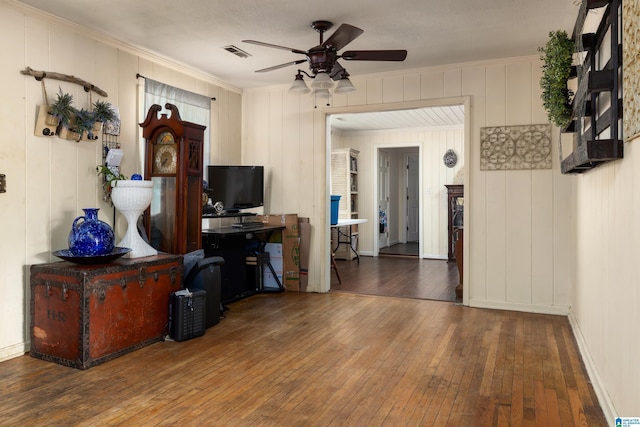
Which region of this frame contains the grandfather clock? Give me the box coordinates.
[141,103,206,254]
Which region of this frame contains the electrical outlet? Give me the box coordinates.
[0,174,5,193]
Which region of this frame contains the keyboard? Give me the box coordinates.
[231,222,263,229]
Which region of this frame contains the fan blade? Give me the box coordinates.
[341,50,408,61]
[322,24,363,51]
[255,59,307,73]
[242,40,307,55]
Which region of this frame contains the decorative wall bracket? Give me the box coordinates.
[20,67,108,97]
[559,0,623,174]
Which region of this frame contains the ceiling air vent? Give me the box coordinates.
[222,45,251,59]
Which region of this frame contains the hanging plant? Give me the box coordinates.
[92,100,116,123]
[48,88,74,128]
[72,108,97,140]
[538,30,575,128]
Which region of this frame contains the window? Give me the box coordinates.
[140,78,211,174]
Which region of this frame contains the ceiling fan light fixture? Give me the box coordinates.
[314,88,331,100]
[334,75,356,94]
[289,72,311,94]
[310,71,334,89]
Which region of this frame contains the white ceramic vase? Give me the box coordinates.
[111,180,158,258]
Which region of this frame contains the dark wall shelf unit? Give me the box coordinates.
[445,185,463,262]
[561,0,623,174]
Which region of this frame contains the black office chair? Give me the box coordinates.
[182,250,225,328]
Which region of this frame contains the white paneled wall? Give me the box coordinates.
[0,1,241,361]
[333,126,464,259]
[571,140,640,417]
[243,57,573,317]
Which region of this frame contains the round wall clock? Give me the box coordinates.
[443,149,458,168]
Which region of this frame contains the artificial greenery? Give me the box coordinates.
[96,165,128,202]
[47,90,117,141]
[538,30,575,128]
[92,100,117,123]
[72,108,96,139]
[49,88,74,127]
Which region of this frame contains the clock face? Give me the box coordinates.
[443,149,458,168]
[154,144,177,174]
[153,131,177,174]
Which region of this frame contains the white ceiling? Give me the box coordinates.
[330,105,465,132]
[16,0,579,91]
[15,0,579,131]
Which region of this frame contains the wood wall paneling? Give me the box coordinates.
[485,64,507,125]
[403,73,421,102]
[531,171,554,307]
[485,171,507,302]
[420,70,444,99]
[505,171,533,304]
[462,67,486,97]
[366,78,383,105]
[346,77,367,106]
[269,89,284,211]
[25,15,53,266]
[1,1,247,361]
[382,75,404,104]
[506,62,532,124]
[0,6,27,346]
[443,69,462,97]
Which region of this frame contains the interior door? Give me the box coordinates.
[378,149,390,250]
[406,153,419,242]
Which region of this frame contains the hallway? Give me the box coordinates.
[331,254,460,302]
[379,242,419,257]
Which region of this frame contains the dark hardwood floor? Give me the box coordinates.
[378,242,419,256]
[0,292,606,426]
[332,253,460,302]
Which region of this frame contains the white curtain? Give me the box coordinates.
[142,78,211,174]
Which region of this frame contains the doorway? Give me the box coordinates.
[406,153,419,243]
[378,147,420,258]
[326,99,469,304]
[377,149,390,251]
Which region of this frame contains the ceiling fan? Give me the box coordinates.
[242,20,407,91]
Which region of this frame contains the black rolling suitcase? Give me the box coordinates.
[169,289,206,341]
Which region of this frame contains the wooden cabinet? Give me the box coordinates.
[331,148,359,260]
[30,255,182,369]
[141,103,206,254]
[445,185,463,262]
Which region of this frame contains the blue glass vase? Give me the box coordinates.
[68,208,115,256]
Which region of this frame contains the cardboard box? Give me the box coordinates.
[262,243,283,289]
[256,214,300,291]
[298,218,311,291]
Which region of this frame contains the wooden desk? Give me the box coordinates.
[202,224,285,303]
[30,254,182,369]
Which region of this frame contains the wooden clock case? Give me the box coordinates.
[141,103,206,255]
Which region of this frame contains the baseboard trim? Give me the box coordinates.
[421,254,447,260]
[0,342,29,363]
[568,309,617,426]
[468,299,570,316]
